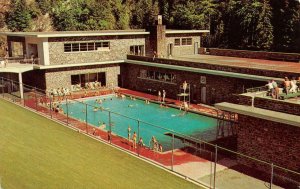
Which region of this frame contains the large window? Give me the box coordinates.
[130,45,144,55]
[182,38,192,46]
[71,72,106,87]
[139,69,176,83]
[174,38,180,46]
[64,41,110,53]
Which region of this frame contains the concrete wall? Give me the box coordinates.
[166,34,200,57]
[127,55,299,78]
[237,115,300,172]
[48,36,146,65]
[45,64,120,91]
[209,48,300,62]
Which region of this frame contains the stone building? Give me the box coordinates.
[0,18,209,92]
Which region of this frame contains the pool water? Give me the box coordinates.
[62,95,217,150]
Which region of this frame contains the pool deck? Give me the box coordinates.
[175,54,300,74]
[9,89,285,189]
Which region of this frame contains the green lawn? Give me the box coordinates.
[0,99,201,189]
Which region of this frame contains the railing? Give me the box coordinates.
[246,86,268,93]
[0,57,40,65]
[0,76,299,189]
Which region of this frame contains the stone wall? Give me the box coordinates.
[121,63,264,105]
[45,64,120,91]
[237,115,300,172]
[209,48,300,63]
[48,36,146,65]
[127,55,296,78]
[166,35,200,57]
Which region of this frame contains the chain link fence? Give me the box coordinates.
[0,76,299,189]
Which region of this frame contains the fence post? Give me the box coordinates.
[270,163,274,189]
[109,111,112,144]
[34,87,38,111]
[213,145,218,189]
[49,96,52,119]
[1,77,4,98]
[66,98,69,126]
[171,133,174,171]
[85,104,88,134]
[137,119,140,156]
[210,152,213,188]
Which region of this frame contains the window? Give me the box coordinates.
[139,70,176,83]
[64,44,72,52]
[80,43,87,51]
[182,38,192,46]
[71,72,107,88]
[88,43,95,51]
[64,41,110,53]
[174,38,180,46]
[71,43,79,52]
[71,75,80,85]
[130,45,144,55]
[140,69,147,78]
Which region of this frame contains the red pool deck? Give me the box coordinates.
[175,54,300,74]
[22,89,218,167]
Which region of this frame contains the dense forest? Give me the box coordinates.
[0,0,300,53]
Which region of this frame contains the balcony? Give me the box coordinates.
[0,57,40,73]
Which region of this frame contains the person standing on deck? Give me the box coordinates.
[162,90,166,103]
[132,132,137,149]
[183,81,188,93]
[127,125,131,142]
[158,91,161,102]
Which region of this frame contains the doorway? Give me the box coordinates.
[200,86,206,104]
[168,43,173,57]
[194,42,199,54]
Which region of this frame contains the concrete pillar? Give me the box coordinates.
[19,72,24,99]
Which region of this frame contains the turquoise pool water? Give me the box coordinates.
[62,95,217,150]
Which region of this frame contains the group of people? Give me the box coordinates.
[127,126,141,149]
[150,136,163,152]
[266,77,300,99]
[158,90,166,103]
[127,126,162,152]
[49,87,71,100]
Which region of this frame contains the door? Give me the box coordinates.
[201,86,206,104]
[168,43,173,56]
[194,42,199,54]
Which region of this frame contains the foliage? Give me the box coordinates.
[0,0,299,52]
[5,0,32,31]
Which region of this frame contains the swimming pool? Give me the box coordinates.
[62,95,217,150]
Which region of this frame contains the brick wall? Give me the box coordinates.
[209,48,300,63]
[45,64,120,91]
[48,36,146,65]
[254,97,300,116]
[127,55,295,78]
[237,115,300,172]
[121,63,264,105]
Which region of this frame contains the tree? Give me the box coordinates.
[171,0,217,30]
[6,0,32,31]
[131,0,159,29]
[270,0,300,52]
[255,0,273,50]
[111,0,131,30]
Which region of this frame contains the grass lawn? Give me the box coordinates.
[0,99,201,189]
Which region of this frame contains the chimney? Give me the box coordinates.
[149,15,167,58]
